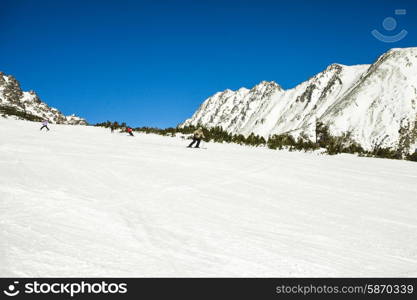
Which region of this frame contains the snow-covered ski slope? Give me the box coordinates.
[1,118,416,277]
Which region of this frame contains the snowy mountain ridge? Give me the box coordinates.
[182,47,417,153]
[0,72,87,125]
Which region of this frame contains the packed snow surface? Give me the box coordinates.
[1,119,416,277]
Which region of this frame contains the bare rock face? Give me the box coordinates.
[182,47,417,153]
[0,72,87,125]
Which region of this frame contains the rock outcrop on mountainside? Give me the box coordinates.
[0,72,87,125]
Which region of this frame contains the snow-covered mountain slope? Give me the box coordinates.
[1,118,416,277]
[182,47,417,153]
[321,48,417,152]
[184,81,284,135]
[0,72,87,125]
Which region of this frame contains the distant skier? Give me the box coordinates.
[187,127,205,148]
[127,127,134,136]
[40,120,50,131]
[110,125,115,133]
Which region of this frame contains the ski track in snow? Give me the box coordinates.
[1,119,417,277]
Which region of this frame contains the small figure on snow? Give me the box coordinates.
[40,120,50,131]
[127,127,134,136]
[110,125,115,133]
[187,127,205,148]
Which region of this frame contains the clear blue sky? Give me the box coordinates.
[1,0,416,127]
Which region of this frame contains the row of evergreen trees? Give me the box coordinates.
[94,121,417,162]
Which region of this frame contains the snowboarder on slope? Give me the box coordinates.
[127,127,134,136]
[40,120,50,131]
[187,127,205,148]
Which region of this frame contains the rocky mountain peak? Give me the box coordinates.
[0,71,87,125]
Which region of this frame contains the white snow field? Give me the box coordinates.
[1,118,417,277]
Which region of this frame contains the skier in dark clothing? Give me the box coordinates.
[187,128,205,148]
[40,120,50,131]
[127,127,134,136]
[110,125,115,133]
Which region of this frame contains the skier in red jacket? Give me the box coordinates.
[127,127,134,136]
